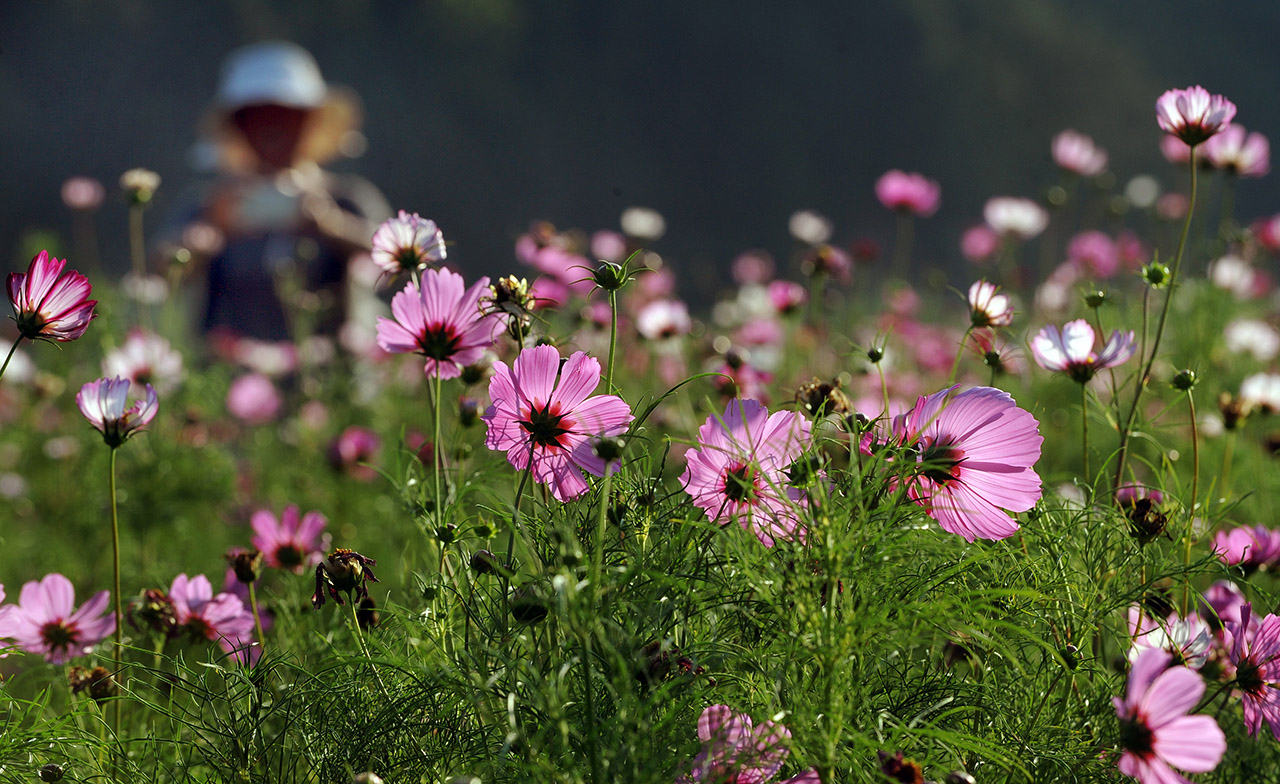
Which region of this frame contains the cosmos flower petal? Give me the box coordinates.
[1151,715,1225,772]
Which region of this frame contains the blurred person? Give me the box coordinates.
[160,41,390,343]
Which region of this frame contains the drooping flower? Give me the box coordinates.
[102,329,184,394]
[680,705,817,784]
[681,399,812,548]
[0,573,114,664]
[370,210,446,275]
[376,268,503,379]
[1030,320,1137,383]
[1155,86,1236,147]
[1203,124,1270,178]
[1052,129,1108,176]
[1226,604,1280,738]
[7,250,97,342]
[251,505,329,574]
[482,345,634,502]
[875,170,941,217]
[870,385,1043,542]
[983,197,1049,241]
[966,280,1013,328]
[76,377,158,449]
[167,574,256,662]
[1113,648,1225,783]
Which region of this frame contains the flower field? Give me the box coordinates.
[5,85,1280,783]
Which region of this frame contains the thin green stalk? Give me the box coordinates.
[501,451,536,636]
[1182,388,1200,616]
[108,446,123,778]
[248,582,266,658]
[431,372,445,529]
[947,326,974,386]
[1116,146,1199,489]
[1080,383,1091,492]
[605,289,618,394]
[1220,431,1236,498]
[0,336,22,382]
[128,204,151,331]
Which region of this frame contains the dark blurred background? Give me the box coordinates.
[6,0,1280,295]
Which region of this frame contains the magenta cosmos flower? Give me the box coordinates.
[875,170,941,217]
[76,376,159,448]
[680,705,818,784]
[1052,129,1108,177]
[251,505,329,573]
[1203,123,1270,178]
[168,574,256,662]
[7,250,97,342]
[1030,320,1136,383]
[370,210,446,274]
[1227,603,1280,737]
[681,399,812,548]
[872,385,1043,542]
[1114,648,1225,784]
[0,573,114,664]
[376,267,503,379]
[1155,86,1236,147]
[1213,524,1280,572]
[483,345,633,502]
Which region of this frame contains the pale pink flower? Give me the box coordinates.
[482,345,634,501]
[961,224,1001,263]
[168,574,256,663]
[875,170,941,217]
[787,209,832,244]
[1155,85,1236,146]
[732,250,776,285]
[7,250,97,342]
[226,373,281,425]
[590,229,627,262]
[1113,648,1225,783]
[76,377,158,448]
[869,386,1043,542]
[1224,319,1280,362]
[0,573,114,664]
[1030,320,1136,383]
[1066,231,1120,279]
[1203,123,1270,177]
[1156,193,1189,222]
[375,268,502,379]
[328,426,381,481]
[370,210,446,274]
[680,705,801,784]
[1052,129,1108,176]
[1227,604,1280,737]
[1240,372,1280,413]
[766,281,807,315]
[636,299,692,341]
[1127,606,1213,670]
[251,505,329,573]
[681,399,812,548]
[966,280,1013,328]
[61,176,105,211]
[103,329,184,394]
[1213,525,1280,571]
[1160,135,1192,165]
[983,197,1048,240]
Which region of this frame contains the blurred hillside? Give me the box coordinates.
[5,0,1280,294]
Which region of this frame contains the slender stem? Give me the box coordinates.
[1116,146,1199,490]
[431,373,444,529]
[346,595,389,695]
[876,361,890,422]
[0,336,22,382]
[1080,383,1091,492]
[248,582,266,658]
[128,204,151,331]
[107,446,123,778]
[605,289,618,394]
[1182,389,1200,617]
[947,327,973,386]
[580,634,602,784]
[501,450,536,635]
[1220,431,1236,498]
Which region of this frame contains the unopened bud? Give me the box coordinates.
[1171,369,1197,391]
[866,346,885,364]
[226,548,264,584]
[1142,261,1171,288]
[38,764,65,782]
[592,436,626,462]
[1083,289,1107,309]
[592,260,629,291]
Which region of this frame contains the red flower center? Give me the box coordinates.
[417,323,462,360]
[920,441,965,485]
[39,621,77,655]
[722,462,759,503]
[520,403,573,449]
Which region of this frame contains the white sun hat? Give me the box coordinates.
[217,41,328,110]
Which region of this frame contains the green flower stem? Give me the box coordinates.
[501,450,535,636]
[248,582,266,659]
[1116,146,1199,490]
[0,336,22,382]
[128,203,151,331]
[108,446,124,778]
[1182,388,1200,616]
[605,289,618,395]
[1080,383,1091,491]
[947,326,974,386]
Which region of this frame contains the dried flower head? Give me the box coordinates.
[312,549,379,609]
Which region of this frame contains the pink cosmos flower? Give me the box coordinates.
[1030,320,1136,383]
[590,229,628,262]
[681,399,812,548]
[61,176,106,211]
[251,505,330,573]
[983,197,1048,240]
[1203,123,1270,177]
[7,250,97,342]
[76,376,159,448]
[713,354,773,403]
[1202,581,1248,631]
[1155,86,1236,146]
[370,210,446,274]
[1067,231,1120,279]
[732,250,776,285]
[800,244,852,284]
[870,386,1043,542]
[1227,604,1280,737]
[680,705,817,784]
[875,170,941,217]
[1127,606,1213,670]
[1214,525,1280,572]
[168,573,256,663]
[328,426,381,481]
[226,373,281,425]
[961,224,1001,264]
[103,329,184,394]
[766,281,807,315]
[376,268,503,379]
[1113,648,1225,783]
[0,573,114,664]
[1052,129,1108,176]
[636,299,693,341]
[966,280,1013,328]
[482,345,634,502]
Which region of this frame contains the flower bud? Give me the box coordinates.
[435,524,458,544]
[226,548,264,584]
[1061,643,1081,670]
[119,168,160,205]
[866,346,885,364]
[39,764,65,782]
[1171,369,1197,391]
[458,396,481,427]
[592,435,626,462]
[1127,498,1168,545]
[1142,261,1171,288]
[1083,289,1108,309]
[470,549,500,575]
[68,666,116,703]
[510,583,549,624]
[591,260,629,291]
